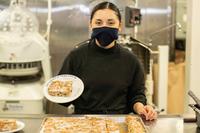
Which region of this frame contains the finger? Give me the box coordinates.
[147,110,154,120]
[142,110,150,120]
[137,108,148,119]
[148,111,158,120]
[144,106,153,120]
[146,107,153,116]
[148,112,155,120]
[144,106,156,120]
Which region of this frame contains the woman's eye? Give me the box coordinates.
[95,21,102,25]
[108,21,115,25]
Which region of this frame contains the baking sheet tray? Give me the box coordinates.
[39,115,148,133]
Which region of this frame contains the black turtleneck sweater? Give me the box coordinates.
[59,39,146,114]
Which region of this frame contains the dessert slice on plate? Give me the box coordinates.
[0,119,17,132]
[48,80,72,97]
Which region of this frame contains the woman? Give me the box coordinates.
[59,1,157,120]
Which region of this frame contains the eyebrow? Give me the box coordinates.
[95,18,115,21]
[95,19,102,21]
[108,19,115,21]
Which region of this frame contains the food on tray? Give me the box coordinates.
[40,116,146,133]
[105,119,120,133]
[0,119,17,132]
[125,115,146,133]
[41,117,120,133]
[48,80,72,97]
[42,117,92,133]
[88,117,107,133]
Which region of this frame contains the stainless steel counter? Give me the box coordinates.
[184,123,199,133]
[0,114,197,133]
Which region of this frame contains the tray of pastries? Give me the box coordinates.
[48,80,73,97]
[39,115,147,133]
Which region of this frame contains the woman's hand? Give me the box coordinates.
[133,102,157,121]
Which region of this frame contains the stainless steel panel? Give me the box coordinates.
[136,0,176,60]
[27,0,91,75]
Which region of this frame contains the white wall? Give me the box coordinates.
[185,0,200,113]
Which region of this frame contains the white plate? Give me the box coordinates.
[0,120,25,133]
[44,74,84,103]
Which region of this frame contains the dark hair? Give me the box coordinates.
[90,2,121,22]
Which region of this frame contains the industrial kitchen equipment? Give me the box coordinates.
[0,0,52,114]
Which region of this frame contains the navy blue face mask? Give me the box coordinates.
[91,27,119,47]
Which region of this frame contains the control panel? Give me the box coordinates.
[125,6,142,27]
